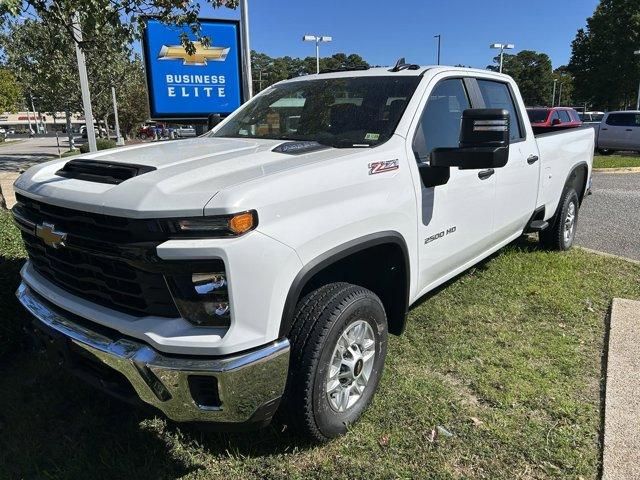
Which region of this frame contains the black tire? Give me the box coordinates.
[281,282,388,442]
[539,188,579,251]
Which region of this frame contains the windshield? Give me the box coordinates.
[527,109,550,123]
[210,76,421,148]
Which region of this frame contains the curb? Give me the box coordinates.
[593,167,640,173]
[575,246,640,266]
[602,298,640,480]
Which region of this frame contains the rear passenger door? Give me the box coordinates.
[599,113,627,149]
[475,78,540,237]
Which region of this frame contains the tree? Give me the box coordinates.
[569,0,640,110]
[488,50,554,106]
[0,68,22,112]
[251,51,370,92]
[1,1,238,54]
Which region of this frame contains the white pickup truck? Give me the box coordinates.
[13,63,594,441]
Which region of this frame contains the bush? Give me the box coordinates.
[79,138,116,153]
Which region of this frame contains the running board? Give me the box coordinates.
[527,220,549,232]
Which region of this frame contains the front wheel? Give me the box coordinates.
[540,188,579,250]
[282,282,388,442]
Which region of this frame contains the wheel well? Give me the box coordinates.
[280,239,409,337]
[567,163,588,204]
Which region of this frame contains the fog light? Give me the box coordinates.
[166,271,231,327]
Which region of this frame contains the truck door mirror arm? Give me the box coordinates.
[430,109,510,170]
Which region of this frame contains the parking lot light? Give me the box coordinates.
[635,50,640,110]
[303,34,333,74]
[490,43,515,73]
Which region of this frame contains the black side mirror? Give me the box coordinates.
[552,118,561,126]
[431,109,510,170]
[207,113,222,131]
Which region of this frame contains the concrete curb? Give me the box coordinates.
[575,246,640,266]
[603,298,640,480]
[593,167,640,173]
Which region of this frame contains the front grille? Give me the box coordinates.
[14,194,179,318]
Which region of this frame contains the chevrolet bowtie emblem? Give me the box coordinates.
[36,222,67,249]
[158,41,230,66]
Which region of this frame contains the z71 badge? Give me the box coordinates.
[369,159,399,175]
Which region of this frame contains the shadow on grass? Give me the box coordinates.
[0,255,309,479]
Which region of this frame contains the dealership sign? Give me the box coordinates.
[142,18,243,119]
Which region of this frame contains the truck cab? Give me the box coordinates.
[13,65,594,441]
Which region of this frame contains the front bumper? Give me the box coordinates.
[17,283,290,426]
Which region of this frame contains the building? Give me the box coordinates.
[0,111,86,133]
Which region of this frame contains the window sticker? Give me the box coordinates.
[364,133,380,141]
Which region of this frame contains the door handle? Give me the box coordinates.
[478,168,495,180]
[626,129,633,132]
[527,154,539,165]
[601,128,608,131]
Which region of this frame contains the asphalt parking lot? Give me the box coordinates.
[575,171,640,261]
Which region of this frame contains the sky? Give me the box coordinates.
[199,0,600,69]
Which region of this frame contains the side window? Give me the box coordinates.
[412,79,470,161]
[550,111,560,124]
[558,110,571,123]
[607,113,626,126]
[477,79,523,141]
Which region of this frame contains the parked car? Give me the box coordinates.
[579,111,605,124]
[527,107,582,129]
[596,110,640,154]
[175,125,197,138]
[80,125,108,138]
[13,65,594,442]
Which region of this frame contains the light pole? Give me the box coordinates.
[490,43,514,73]
[635,50,640,110]
[552,79,558,107]
[558,82,564,106]
[303,34,333,74]
[240,0,253,101]
[72,11,97,152]
[434,34,441,65]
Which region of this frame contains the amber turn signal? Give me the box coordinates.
[229,212,255,235]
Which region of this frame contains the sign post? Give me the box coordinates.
[142,18,244,121]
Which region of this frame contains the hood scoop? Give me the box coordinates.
[272,141,330,155]
[56,159,157,185]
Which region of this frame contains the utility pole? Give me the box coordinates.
[635,50,640,110]
[111,86,124,146]
[240,0,253,101]
[72,11,97,152]
[434,34,441,65]
[29,93,39,134]
[552,79,558,107]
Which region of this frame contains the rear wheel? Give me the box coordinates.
[540,188,579,251]
[282,282,388,442]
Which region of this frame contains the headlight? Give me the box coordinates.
[163,211,258,238]
[166,271,231,327]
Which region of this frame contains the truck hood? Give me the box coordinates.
[14,137,353,218]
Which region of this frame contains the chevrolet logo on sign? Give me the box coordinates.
[36,222,67,249]
[158,41,230,66]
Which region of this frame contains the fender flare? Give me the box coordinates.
[278,231,411,337]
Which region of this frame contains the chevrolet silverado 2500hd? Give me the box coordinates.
[13,63,594,441]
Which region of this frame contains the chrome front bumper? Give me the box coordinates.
[17,283,290,425]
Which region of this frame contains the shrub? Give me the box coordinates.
[79,138,116,153]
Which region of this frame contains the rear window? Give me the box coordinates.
[477,80,523,140]
[558,110,571,123]
[527,109,550,123]
[606,113,640,127]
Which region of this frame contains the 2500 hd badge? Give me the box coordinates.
[425,226,457,245]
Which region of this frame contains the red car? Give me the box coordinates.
[526,107,582,129]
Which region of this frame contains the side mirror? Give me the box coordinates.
[431,109,510,170]
[552,118,561,126]
[207,113,222,131]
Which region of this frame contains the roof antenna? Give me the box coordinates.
[390,57,406,72]
[389,57,420,72]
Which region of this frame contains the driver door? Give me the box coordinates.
[410,77,497,294]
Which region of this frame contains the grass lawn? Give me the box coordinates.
[1,211,639,479]
[593,154,640,169]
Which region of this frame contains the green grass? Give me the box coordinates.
[593,154,640,169]
[61,149,81,158]
[1,210,639,479]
